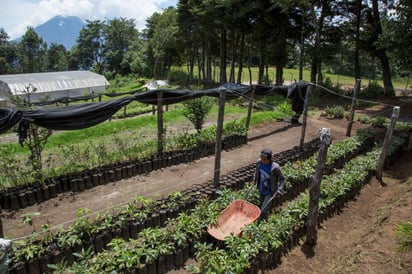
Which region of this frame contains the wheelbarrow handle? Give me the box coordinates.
[244,182,255,200]
[260,189,285,212]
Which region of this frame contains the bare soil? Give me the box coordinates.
[2,97,412,273]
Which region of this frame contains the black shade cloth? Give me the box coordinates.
[22,96,134,130]
[0,82,308,145]
[287,81,308,114]
[0,108,22,133]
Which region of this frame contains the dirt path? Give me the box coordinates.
[2,116,363,240]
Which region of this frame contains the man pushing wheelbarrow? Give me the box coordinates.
[253,148,286,221]
[207,148,286,240]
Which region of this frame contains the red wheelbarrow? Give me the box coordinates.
[207,199,260,241]
[207,189,284,241]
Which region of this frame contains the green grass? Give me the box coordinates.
[170,66,408,90]
[0,101,273,155]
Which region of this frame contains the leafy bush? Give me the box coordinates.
[370,116,388,128]
[357,115,372,124]
[183,97,215,133]
[324,105,345,119]
[168,70,190,86]
[323,77,344,95]
[360,81,385,98]
[223,120,247,136]
[106,74,146,92]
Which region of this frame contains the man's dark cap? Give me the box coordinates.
[261,148,272,160]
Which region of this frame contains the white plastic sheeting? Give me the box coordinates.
[0,71,109,104]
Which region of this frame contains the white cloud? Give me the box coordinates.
[0,0,177,40]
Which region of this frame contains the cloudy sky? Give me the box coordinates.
[0,0,178,40]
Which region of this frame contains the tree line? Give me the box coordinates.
[0,0,410,95]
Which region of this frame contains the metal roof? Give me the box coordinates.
[0,71,109,96]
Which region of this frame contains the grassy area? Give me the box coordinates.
[171,66,409,90]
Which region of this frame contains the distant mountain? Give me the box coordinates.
[34,15,85,50]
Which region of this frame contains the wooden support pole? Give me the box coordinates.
[376,106,400,183]
[0,208,3,238]
[245,85,255,132]
[214,88,226,188]
[346,79,361,137]
[299,85,312,149]
[306,128,332,246]
[157,91,164,156]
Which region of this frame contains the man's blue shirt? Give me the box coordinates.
[258,162,272,195]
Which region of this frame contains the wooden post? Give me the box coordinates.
[376,106,400,182]
[346,79,361,137]
[299,85,312,149]
[157,91,164,156]
[245,85,255,131]
[306,128,332,245]
[0,208,3,238]
[214,88,226,188]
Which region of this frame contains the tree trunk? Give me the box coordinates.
[276,64,283,86]
[219,27,227,84]
[187,44,195,79]
[0,214,3,238]
[229,32,237,83]
[379,50,395,96]
[196,44,203,80]
[274,21,287,86]
[310,62,317,84]
[258,54,265,85]
[206,40,212,81]
[310,3,324,85]
[201,43,206,81]
[371,0,395,96]
[354,0,361,82]
[236,34,245,84]
[317,63,323,85]
[248,58,252,86]
[299,12,305,81]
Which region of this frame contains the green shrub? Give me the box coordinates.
[323,77,344,95]
[324,105,345,119]
[106,74,146,92]
[371,116,388,128]
[168,70,190,86]
[361,81,385,98]
[183,97,215,133]
[357,115,372,124]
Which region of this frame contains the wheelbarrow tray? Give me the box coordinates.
[207,199,261,241]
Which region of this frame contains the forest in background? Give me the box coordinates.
[0,0,411,96]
